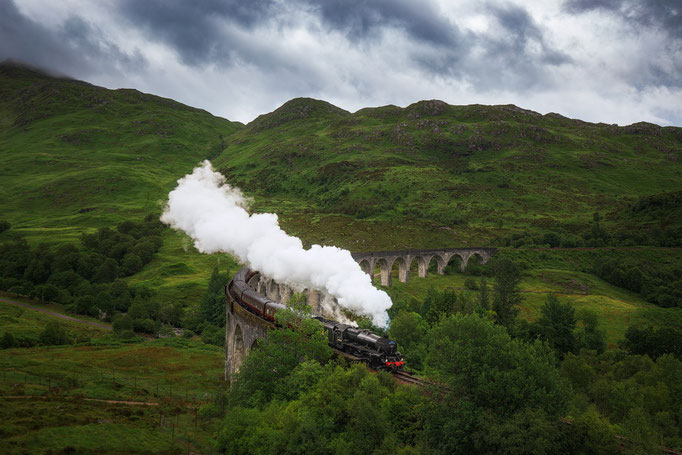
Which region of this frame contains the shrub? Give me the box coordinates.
[39,321,72,345]
[112,314,133,335]
[464,277,479,290]
[1,332,18,349]
[202,325,224,346]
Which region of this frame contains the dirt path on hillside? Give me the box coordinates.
[1,395,159,406]
[0,297,112,331]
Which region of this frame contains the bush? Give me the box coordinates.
[133,318,157,335]
[112,314,133,335]
[197,403,223,418]
[158,324,175,338]
[0,220,10,233]
[1,332,18,349]
[39,321,72,345]
[202,325,224,346]
[464,277,479,290]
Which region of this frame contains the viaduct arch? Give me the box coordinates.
[352,247,497,287]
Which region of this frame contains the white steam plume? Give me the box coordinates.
[161,161,392,326]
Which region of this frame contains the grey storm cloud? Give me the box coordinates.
[410,3,571,91]
[116,0,278,66]
[115,0,464,67]
[473,3,572,89]
[564,0,682,88]
[564,0,682,38]
[0,0,145,79]
[113,0,570,92]
[306,0,459,47]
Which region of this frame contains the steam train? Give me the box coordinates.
[226,267,404,370]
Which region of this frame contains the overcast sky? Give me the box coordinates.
[1,0,681,125]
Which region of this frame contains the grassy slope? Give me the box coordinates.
[385,247,682,345]
[0,62,243,303]
[0,64,680,333]
[0,298,225,454]
[214,99,682,249]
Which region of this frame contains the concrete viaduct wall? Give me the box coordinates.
[351,248,497,287]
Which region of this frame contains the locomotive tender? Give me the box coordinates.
[226,267,404,370]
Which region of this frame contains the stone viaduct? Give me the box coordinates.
[225,247,496,380]
[225,271,325,381]
[351,247,497,287]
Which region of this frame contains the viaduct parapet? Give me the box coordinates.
[351,248,497,287]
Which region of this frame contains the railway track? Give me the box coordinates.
[331,347,437,388]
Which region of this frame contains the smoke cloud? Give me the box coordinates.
[161,161,392,326]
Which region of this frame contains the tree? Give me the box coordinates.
[33,284,60,303]
[120,253,143,276]
[425,314,569,417]
[39,321,71,345]
[93,258,119,283]
[578,309,606,353]
[424,314,570,454]
[23,248,53,284]
[421,287,457,324]
[200,267,228,326]
[229,294,332,407]
[478,276,489,310]
[492,258,522,328]
[535,294,578,357]
[389,311,427,350]
[74,295,96,316]
[1,332,17,349]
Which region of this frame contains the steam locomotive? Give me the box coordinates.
[226,267,404,370]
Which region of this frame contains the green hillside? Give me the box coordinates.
[0,61,242,242]
[0,62,680,326]
[0,62,244,304]
[214,98,682,249]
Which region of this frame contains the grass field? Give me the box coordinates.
[0,298,226,454]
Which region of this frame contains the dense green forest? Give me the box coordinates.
[0,62,681,453]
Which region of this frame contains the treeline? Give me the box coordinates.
[499,190,682,248]
[499,217,682,249]
[0,321,81,349]
[0,215,170,331]
[593,257,681,308]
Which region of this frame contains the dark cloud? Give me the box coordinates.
[410,3,571,92]
[0,0,145,79]
[112,0,572,94]
[117,0,277,66]
[564,0,682,88]
[306,0,459,47]
[564,0,682,38]
[477,3,572,87]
